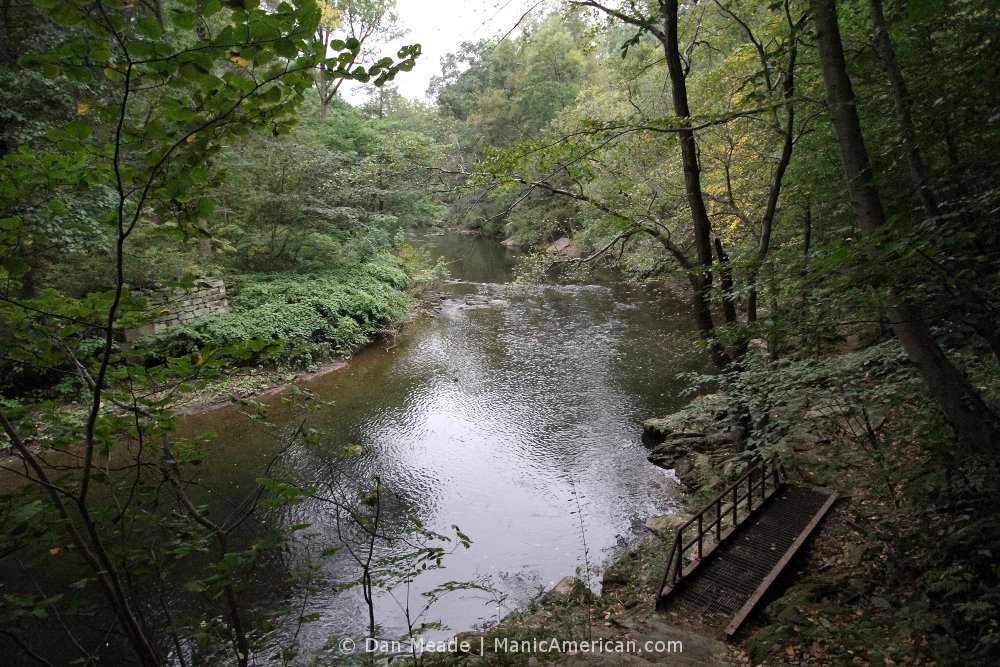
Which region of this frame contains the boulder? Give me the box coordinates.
[803,398,853,420]
[672,458,696,480]
[644,514,687,539]
[500,237,522,248]
[542,576,595,604]
[642,417,675,444]
[642,394,731,444]
[843,542,867,567]
[545,237,582,257]
[689,431,734,452]
[647,451,676,469]
[601,553,635,589]
[646,431,730,460]
[546,236,572,253]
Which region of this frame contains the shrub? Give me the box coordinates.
[141,257,410,366]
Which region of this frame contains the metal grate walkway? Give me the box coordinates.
[659,483,836,636]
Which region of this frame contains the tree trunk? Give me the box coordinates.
[660,1,729,370]
[748,12,799,325]
[811,0,1000,453]
[866,0,940,219]
[714,238,737,326]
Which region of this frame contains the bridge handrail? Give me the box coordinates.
[658,453,787,597]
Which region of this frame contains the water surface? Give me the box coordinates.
[177,234,704,651]
[0,235,705,663]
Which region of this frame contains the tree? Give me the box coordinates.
[0,1,417,664]
[473,1,808,372]
[808,0,1000,452]
[313,0,344,119]
[430,14,599,240]
[314,0,407,120]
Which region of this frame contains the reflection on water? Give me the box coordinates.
[177,234,705,652]
[0,234,705,663]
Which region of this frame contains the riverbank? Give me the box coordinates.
[423,393,750,666]
[167,289,456,416]
[129,252,453,417]
[435,340,998,665]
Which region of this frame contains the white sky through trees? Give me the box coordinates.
[342,0,554,102]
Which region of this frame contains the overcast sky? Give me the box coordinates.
[341,0,556,103]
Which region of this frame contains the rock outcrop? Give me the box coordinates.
[545,236,582,257]
[642,394,735,489]
[542,575,596,604]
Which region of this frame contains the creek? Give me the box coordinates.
[4,234,704,661]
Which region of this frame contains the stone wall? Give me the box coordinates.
[123,277,228,342]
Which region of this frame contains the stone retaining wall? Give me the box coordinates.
[123,277,228,342]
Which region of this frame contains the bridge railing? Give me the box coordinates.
[658,453,787,600]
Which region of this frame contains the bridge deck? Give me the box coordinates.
[659,484,836,636]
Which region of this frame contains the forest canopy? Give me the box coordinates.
[1,0,999,664]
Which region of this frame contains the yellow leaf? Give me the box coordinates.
[186,134,197,143]
[319,1,342,29]
[228,52,251,67]
[77,102,92,115]
[49,547,64,557]
[785,646,795,657]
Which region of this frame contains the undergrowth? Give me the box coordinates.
[141,254,411,369]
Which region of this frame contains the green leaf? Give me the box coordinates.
[2,254,30,277]
[49,3,83,26]
[201,0,223,17]
[125,39,156,59]
[65,65,94,84]
[136,16,163,39]
[170,8,199,30]
[274,38,298,58]
[88,41,112,62]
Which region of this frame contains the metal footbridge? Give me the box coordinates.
[657,455,837,637]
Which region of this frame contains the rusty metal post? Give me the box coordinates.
[676,532,683,580]
[716,498,722,541]
[733,486,738,526]
[697,514,703,559]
